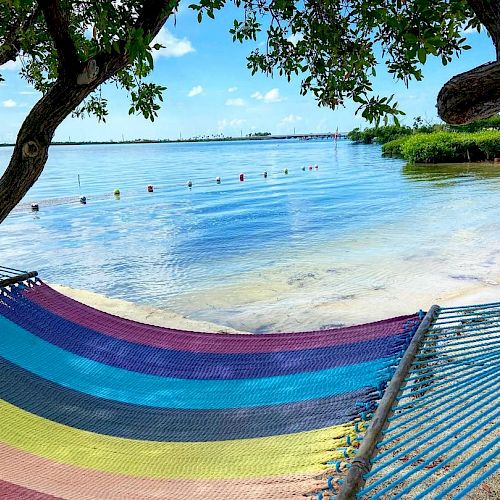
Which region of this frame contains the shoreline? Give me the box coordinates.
[52,279,500,334]
[0,134,343,148]
[51,284,245,334]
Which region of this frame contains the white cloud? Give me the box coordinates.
[251,88,285,103]
[0,59,21,71]
[228,86,238,93]
[152,28,195,59]
[19,91,37,95]
[225,98,245,107]
[281,114,302,124]
[218,118,246,130]
[287,33,304,45]
[3,99,17,108]
[187,85,203,97]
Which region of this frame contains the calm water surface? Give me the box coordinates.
[1,140,499,331]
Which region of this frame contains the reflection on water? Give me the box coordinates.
[1,141,499,332]
[403,162,500,183]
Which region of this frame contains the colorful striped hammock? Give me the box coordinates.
[0,277,420,499]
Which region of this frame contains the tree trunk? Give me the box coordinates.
[437,61,500,124]
[0,54,128,224]
[438,0,500,124]
[0,1,173,225]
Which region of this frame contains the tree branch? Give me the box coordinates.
[0,6,41,66]
[466,0,500,60]
[0,1,179,224]
[137,0,178,40]
[37,0,80,78]
[437,61,500,124]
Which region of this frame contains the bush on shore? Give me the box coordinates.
[350,115,500,150]
[381,136,409,156]
[347,125,413,144]
[383,131,500,163]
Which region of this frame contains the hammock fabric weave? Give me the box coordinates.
[0,279,420,499]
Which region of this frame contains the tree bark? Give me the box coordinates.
[0,1,175,224]
[37,0,80,78]
[0,53,129,224]
[438,0,500,124]
[437,61,500,124]
[466,0,500,60]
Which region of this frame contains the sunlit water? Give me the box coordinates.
[1,140,500,332]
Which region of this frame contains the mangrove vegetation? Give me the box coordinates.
[348,116,500,163]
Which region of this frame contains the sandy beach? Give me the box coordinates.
[53,276,500,334]
[52,284,245,333]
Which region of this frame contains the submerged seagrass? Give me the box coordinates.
[0,279,420,498]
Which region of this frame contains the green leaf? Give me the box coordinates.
[417,48,427,64]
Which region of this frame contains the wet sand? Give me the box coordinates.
[51,284,244,333]
[53,274,500,334]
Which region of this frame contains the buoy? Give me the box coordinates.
[187,180,193,188]
[308,165,313,171]
[239,173,244,181]
[315,164,319,169]
[284,168,289,174]
[31,203,39,212]
[113,188,120,196]
[302,166,306,171]
[147,185,154,192]
[80,196,87,204]
[215,176,221,183]
[263,171,268,178]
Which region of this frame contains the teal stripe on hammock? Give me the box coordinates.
[0,316,392,410]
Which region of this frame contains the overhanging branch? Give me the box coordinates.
[0,6,41,66]
[37,0,80,78]
[437,61,500,124]
[466,0,500,60]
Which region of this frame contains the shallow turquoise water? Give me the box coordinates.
[1,140,500,331]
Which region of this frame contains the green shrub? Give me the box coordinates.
[401,131,500,163]
[474,131,500,160]
[347,125,412,144]
[449,115,500,133]
[382,136,410,156]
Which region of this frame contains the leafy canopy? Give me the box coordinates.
[192,0,480,124]
[1,0,481,124]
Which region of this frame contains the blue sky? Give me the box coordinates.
[0,4,496,142]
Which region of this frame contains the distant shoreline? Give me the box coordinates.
[0,133,344,148]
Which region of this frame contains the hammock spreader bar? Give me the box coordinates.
[337,305,439,499]
[337,302,500,499]
[0,267,38,288]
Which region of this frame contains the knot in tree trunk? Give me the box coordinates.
[22,140,42,159]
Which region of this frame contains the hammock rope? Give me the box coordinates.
[338,302,500,499]
[1,273,497,499]
[0,276,418,499]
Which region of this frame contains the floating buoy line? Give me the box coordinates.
[19,165,320,213]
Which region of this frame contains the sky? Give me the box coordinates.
[0,3,496,142]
